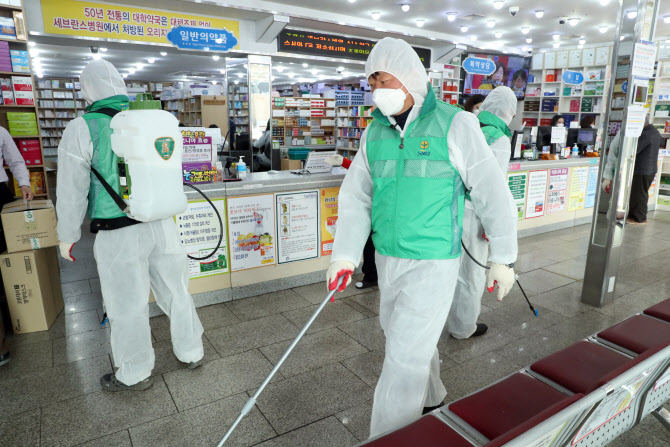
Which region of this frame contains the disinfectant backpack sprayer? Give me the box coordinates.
[94,94,224,326]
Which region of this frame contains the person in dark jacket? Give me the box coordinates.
[628,121,662,223]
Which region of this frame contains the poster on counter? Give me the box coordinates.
[320,187,339,256]
[572,363,658,445]
[507,171,528,220]
[176,199,229,279]
[525,170,548,219]
[181,128,213,163]
[568,166,589,211]
[548,168,568,213]
[227,194,276,271]
[276,190,320,264]
[585,165,600,208]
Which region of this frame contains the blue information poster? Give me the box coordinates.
[585,165,599,208]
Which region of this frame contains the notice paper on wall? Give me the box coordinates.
[547,168,568,213]
[507,171,528,220]
[551,126,566,144]
[320,187,339,256]
[585,165,600,208]
[276,190,319,264]
[625,105,649,138]
[568,167,589,211]
[632,41,657,79]
[525,170,548,219]
[176,199,229,279]
[227,194,276,271]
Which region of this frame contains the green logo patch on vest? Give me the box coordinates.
[154,137,175,160]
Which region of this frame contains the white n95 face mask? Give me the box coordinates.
[373,88,408,116]
[473,109,481,116]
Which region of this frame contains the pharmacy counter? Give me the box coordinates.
[161,171,348,315]
[160,161,599,314]
[507,157,601,237]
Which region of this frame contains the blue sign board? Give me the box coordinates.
[622,80,628,93]
[562,70,584,85]
[462,57,496,75]
[167,26,238,51]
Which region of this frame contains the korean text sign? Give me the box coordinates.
[41,0,240,47]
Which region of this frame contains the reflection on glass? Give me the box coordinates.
[591,0,638,248]
[250,63,272,172]
[226,58,249,153]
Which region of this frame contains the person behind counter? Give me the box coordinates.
[551,115,565,127]
[580,115,595,129]
[464,94,486,114]
[0,124,35,367]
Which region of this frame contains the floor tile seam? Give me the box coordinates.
[0,352,114,391]
[70,429,130,447]
[160,373,182,417]
[247,415,337,446]
[337,358,377,389]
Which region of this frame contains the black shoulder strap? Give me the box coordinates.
[86,108,128,214]
[479,122,492,129]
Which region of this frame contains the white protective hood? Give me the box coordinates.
[365,37,429,107]
[478,86,517,126]
[80,59,127,105]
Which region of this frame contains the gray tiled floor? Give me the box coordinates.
[2,215,670,446]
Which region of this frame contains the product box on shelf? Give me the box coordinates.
[11,64,30,74]
[0,17,16,39]
[7,112,35,121]
[0,247,64,334]
[0,200,57,253]
[1,89,14,105]
[14,91,35,105]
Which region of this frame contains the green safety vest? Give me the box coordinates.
[366,88,465,260]
[464,110,513,201]
[82,95,129,220]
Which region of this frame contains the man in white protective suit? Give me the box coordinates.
[56,60,204,391]
[326,38,518,438]
[448,86,519,339]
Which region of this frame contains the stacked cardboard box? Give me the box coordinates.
[10,50,30,74]
[15,138,42,165]
[0,77,13,104]
[0,41,10,72]
[7,109,37,136]
[12,75,34,106]
[0,200,62,334]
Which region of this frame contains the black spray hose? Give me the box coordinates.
[461,240,538,317]
[101,184,225,327]
[183,183,224,261]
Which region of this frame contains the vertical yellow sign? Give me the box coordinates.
[320,187,339,256]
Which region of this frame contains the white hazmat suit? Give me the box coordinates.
[56,60,204,386]
[328,39,518,438]
[448,87,519,339]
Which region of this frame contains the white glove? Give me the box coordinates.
[59,242,75,262]
[327,260,355,292]
[325,154,344,167]
[487,263,515,301]
[602,178,612,193]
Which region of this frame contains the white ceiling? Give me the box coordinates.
[28,38,366,86]
[26,0,670,85]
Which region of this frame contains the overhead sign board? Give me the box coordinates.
[462,57,497,75]
[167,26,238,51]
[41,0,240,47]
[278,29,431,68]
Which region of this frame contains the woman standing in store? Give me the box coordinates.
[0,125,34,367]
[580,115,595,128]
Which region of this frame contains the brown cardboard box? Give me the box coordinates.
[0,247,63,333]
[281,159,302,171]
[1,199,58,253]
